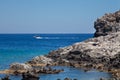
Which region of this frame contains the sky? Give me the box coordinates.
[0,0,120,33]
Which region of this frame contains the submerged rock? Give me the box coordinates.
[94,10,120,37]
[64,77,72,80]
[1,75,10,80]
[34,67,64,74]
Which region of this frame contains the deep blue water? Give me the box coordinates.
[0,34,111,80]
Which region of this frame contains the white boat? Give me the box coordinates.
[33,35,42,39]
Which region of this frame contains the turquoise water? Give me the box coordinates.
[0,34,111,80]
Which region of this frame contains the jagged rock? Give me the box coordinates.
[45,31,120,78]
[48,46,73,58]
[10,63,32,71]
[94,10,120,37]
[28,56,53,65]
[109,53,120,69]
[48,32,120,70]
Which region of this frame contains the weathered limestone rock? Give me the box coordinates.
[28,56,53,66]
[10,63,32,71]
[48,32,120,71]
[94,10,120,37]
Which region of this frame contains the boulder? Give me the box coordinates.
[28,56,53,65]
[64,77,71,80]
[10,63,32,71]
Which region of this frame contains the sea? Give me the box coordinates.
[0,34,111,80]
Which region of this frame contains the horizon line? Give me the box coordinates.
[0,32,94,34]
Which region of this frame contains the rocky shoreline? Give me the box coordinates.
[0,10,120,80]
[46,32,120,78]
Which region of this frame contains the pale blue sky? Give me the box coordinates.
[0,0,120,33]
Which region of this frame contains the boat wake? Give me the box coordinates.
[34,37,79,40]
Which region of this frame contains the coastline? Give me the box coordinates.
[0,10,120,80]
[0,32,119,80]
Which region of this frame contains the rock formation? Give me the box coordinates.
[94,10,120,37]
[48,32,120,65]
[47,32,120,78]
[10,63,32,71]
[21,71,39,80]
[0,62,63,75]
[27,56,53,66]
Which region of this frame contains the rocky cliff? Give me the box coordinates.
[46,32,120,77]
[47,32,120,67]
[94,10,120,37]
